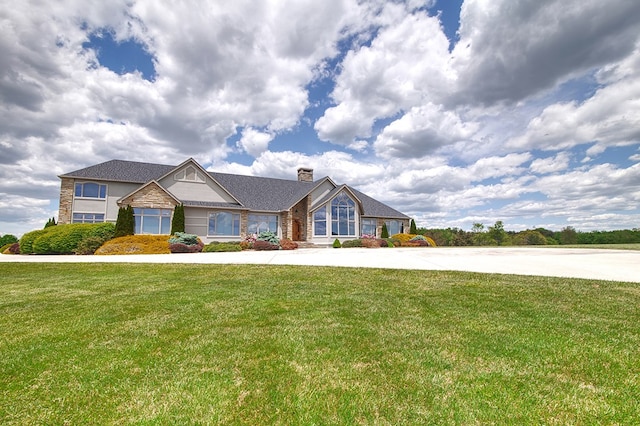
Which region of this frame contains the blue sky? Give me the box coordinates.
[1,0,640,237]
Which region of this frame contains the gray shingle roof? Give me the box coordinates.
[61,159,408,219]
[60,159,174,183]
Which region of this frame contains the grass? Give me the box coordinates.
[1,263,639,424]
[547,243,640,251]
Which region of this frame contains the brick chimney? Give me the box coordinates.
[297,167,313,182]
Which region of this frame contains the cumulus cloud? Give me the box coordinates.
[315,6,452,145]
[451,0,640,106]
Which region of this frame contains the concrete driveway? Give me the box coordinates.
[2,247,638,283]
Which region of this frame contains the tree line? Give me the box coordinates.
[417,221,640,246]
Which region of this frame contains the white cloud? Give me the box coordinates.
[530,152,571,174]
[238,128,274,157]
[452,0,640,106]
[315,7,452,145]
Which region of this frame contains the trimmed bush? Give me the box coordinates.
[333,238,342,248]
[253,240,280,251]
[377,239,389,248]
[257,231,279,245]
[95,235,170,255]
[280,238,298,250]
[21,223,115,254]
[168,232,203,253]
[361,238,381,248]
[381,223,389,239]
[203,243,243,252]
[76,237,108,255]
[341,239,363,248]
[170,204,185,234]
[114,206,134,238]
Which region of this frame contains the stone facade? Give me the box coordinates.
[58,178,74,224]
[119,183,177,209]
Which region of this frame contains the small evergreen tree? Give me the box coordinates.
[381,222,389,239]
[114,205,135,237]
[171,204,185,234]
[410,219,417,234]
[44,217,56,228]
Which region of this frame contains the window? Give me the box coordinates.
[175,166,205,183]
[72,213,105,223]
[248,214,278,235]
[208,211,240,236]
[75,182,107,199]
[313,207,327,236]
[331,193,356,236]
[361,219,376,237]
[385,220,401,236]
[134,208,172,234]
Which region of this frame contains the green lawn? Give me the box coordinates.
[1,264,639,425]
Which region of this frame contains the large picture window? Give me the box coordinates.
[72,213,105,223]
[134,208,172,234]
[208,211,240,236]
[385,220,401,236]
[313,207,327,236]
[75,182,107,199]
[248,214,278,235]
[331,193,356,236]
[361,218,376,237]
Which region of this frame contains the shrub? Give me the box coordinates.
[169,241,204,253]
[242,234,257,249]
[95,235,170,255]
[76,236,109,255]
[377,239,389,248]
[381,223,389,239]
[257,231,279,245]
[410,235,426,241]
[392,233,413,242]
[21,223,115,254]
[2,242,20,254]
[410,219,417,234]
[0,234,18,247]
[253,240,280,251]
[114,205,134,238]
[361,238,381,248]
[44,217,56,228]
[280,238,298,250]
[168,232,203,253]
[341,239,363,248]
[203,242,243,252]
[333,238,342,248]
[170,204,185,234]
[19,229,49,254]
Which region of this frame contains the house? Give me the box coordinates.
[57,158,410,245]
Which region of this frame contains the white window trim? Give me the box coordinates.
[174,166,206,183]
[74,182,108,199]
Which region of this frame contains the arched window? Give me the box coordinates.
[331,193,356,236]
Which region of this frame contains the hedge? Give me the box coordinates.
[20,223,115,254]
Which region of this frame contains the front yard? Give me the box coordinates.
[1,263,638,424]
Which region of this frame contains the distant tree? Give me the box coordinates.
[44,217,56,228]
[171,204,185,234]
[472,223,484,233]
[558,226,578,245]
[488,220,508,246]
[409,219,417,234]
[114,205,135,238]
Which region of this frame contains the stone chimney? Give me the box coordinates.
[297,167,313,182]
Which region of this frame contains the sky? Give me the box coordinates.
[1,0,640,237]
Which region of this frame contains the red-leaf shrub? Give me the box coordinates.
[279,238,298,250]
[253,240,280,251]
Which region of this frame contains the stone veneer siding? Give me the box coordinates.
[58,178,74,224]
[119,183,177,209]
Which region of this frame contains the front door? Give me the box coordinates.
[292,219,301,241]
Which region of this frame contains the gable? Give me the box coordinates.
[159,161,239,205]
[119,181,180,209]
